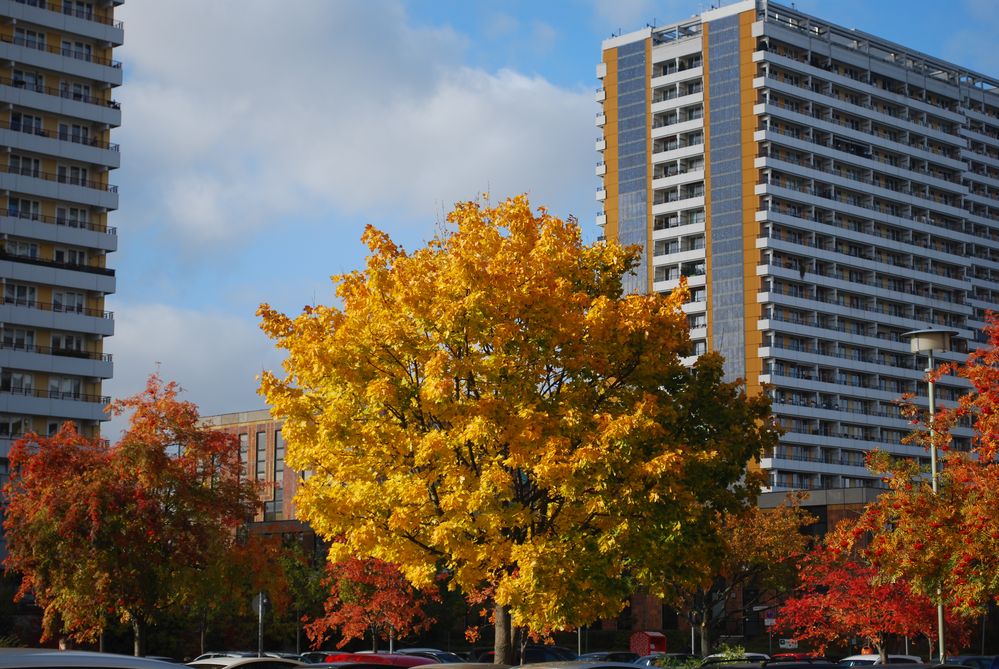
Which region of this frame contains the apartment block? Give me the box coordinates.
[201,410,311,535]
[0,0,122,469]
[597,0,998,490]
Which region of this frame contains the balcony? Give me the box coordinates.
[0,249,114,277]
[3,34,121,69]
[9,0,123,28]
[595,112,606,127]
[8,121,119,152]
[0,75,120,111]
[0,163,117,193]
[2,209,115,235]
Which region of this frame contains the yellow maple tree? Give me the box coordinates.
[259,196,777,661]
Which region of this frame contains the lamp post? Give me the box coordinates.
[902,328,956,663]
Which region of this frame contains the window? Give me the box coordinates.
[58,123,90,145]
[5,240,38,258]
[60,80,92,102]
[48,376,82,399]
[255,430,266,480]
[53,291,85,313]
[13,69,44,92]
[62,1,94,20]
[51,332,84,353]
[268,430,285,521]
[2,328,35,351]
[5,284,36,307]
[238,433,248,479]
[60,40,92,62]
[1,371,33,393]
[58,165,88,186]
[9,198,40,220]
[54,247,87,266]
[11,112,43,135]
[14,28,45,50]
[56,206,89,227]
[692,340,707,356]
[0,414,31,437]
[10,155,40,177]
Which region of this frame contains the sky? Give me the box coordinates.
[103,0,999,439]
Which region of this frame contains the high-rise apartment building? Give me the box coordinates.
[597,0,997,490]
[0,1,122,466]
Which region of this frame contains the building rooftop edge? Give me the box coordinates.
[200,408,275,427]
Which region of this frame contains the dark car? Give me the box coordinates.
[396,651,464,665]
[475,646,576,664]
[318,656,433,668]
[636,655,701,667]
[945,659,996,669]
[578,653,640,664]
[0,650,180,669]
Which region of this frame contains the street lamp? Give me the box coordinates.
[902,327,957,663]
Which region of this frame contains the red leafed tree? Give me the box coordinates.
[853,314,999,615]
[305,557,439,652]
[777,531,969,661]
[3,375,260,655]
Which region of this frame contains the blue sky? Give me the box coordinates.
[103,0,999,438]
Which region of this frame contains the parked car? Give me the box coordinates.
[299,655,334,665]
[516,662,639,669]
[192,656,257,663]
[702,654,770,666]
[635,654,700,667]
[0,650,181,669]
[187,657,303,669]
[578,653,640,664]
[945,658,996,669]
[395,651,464,664]
[838,656,922,667]
[318,655,433,668]
[475,645,576,664]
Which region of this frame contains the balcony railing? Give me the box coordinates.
[1,295,112,319]
[0,340,111,361]
[3,34,122,68]
[8,121,119,151]
[2,209,115,235]
[0,75,121,110]
[0,385,109,404]
[0,249,114,277]
[12,0,124,29]
[0,163,118,193]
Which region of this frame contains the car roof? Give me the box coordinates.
[188,659,302,669]
[0,650,181,669]
[319,656,431,668]
[519,662,642,669]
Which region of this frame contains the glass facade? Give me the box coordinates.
[707,15,745,381]
[616,40,649,294]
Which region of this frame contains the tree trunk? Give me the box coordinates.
[132,618,144,657]
[98,630,104,653]
[699,607,711,657]
[371,624,379,653]
[200,612,207,655]
[494,603,514,665]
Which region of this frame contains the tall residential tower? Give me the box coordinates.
[0,0,122,471]
[597,0,998,490]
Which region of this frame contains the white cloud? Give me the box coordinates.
[101,304,282,442]
[115,0,594,249]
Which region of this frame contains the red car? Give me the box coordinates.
[320,655,433,668]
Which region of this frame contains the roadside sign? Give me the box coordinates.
[764,610,777,627]
[779,639,798,649]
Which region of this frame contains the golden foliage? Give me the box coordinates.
[259,196,777,632]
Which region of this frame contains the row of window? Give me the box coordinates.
[238,430,286,520]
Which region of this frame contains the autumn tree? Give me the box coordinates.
[3,375,260,656]
[259,196,778,663]
[849,315,999,619]
[305,558,438,652]
[663,499,815,655]
[777,528,970,661]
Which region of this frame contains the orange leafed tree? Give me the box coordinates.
[664,499,815,655]
[305,558,438,652]
[259,196,778,663]
[3,375,261,655]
